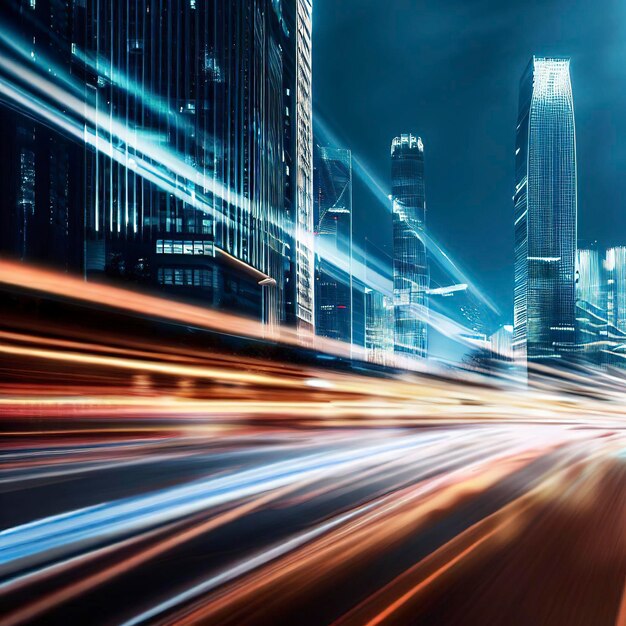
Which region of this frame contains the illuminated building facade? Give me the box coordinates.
[315,263,351,343]
[514,57,577,365]
[576,247,605,311]
[489,325,514,361]
[0,1,313,329]
[78,0,302,325]
[391,134,428,359]
[293,0,315,332]
[314,145,353,344]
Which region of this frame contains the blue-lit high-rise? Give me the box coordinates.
[513,57,577,365]
[365,288,394,365]
[391,134,428,359]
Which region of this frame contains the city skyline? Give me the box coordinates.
[313,0,626,314]
[0,1,624,367]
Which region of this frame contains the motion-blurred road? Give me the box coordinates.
[1,263,625,625]
[2,423,625,626]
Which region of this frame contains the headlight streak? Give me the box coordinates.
[0,431,462,572]
[130,435,617,626]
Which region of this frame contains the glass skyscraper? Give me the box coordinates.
[79,0,299,326]
[0,1,314,329]
[513,57,577,365]
[391,134,428,359]
[314,145,352,344]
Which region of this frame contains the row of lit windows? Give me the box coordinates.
[155,240,214,256]
[157,268,213,288]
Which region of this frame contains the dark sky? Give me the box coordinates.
[312,0,626,318]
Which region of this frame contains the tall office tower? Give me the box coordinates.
[391,134,429,359]
[314,146,353,343]
[606,247,626,333]
[77,0,298,325]
[513,57,577,365]
[365,288,395,365]
[0,0,83,271]
[293,0,315,333]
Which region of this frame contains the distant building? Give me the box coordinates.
[365,288,394,365]
[576,246,626,368]
[489,325,514,361]
[514,57,577,366]
[576,247,606,311]
[352,276,367,350]
[314,146,353,344]
[0,0,83,272]
[314,264,352,343]
[391,134,429,359]
[606,247,626,334]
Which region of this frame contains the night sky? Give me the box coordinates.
[313,0,626,319]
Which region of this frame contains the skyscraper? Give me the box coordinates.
[391,134,428,359]
[513,57,577,365]
[606,247,626,334]
[79,0,297,325]
[314,145,353,344]
[0,1,313,330]
[576,247,606,311]
[293,0,315,333]
[489,325,514,361]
